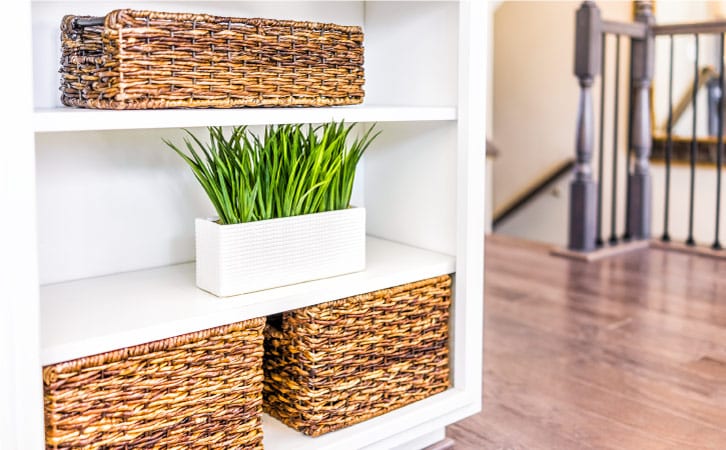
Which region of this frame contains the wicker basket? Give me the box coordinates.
[264,275,452,437]
[60,9,365,109]
[43,318,266,449]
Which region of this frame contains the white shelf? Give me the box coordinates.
[40,236,455,365]
[261,388,473,450]
[33,105,457,132]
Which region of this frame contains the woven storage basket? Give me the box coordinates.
[264,275,452,437]
[43,317,266,449]
[60,9,365,109]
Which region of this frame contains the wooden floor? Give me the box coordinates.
[447,234,726,449]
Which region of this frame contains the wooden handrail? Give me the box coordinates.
[654,20,726,36]
[602,20,647,38]
[493,159,575,229]
[652,134,725,165]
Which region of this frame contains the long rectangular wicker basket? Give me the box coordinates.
[43,317,266,449]
[264,275,452,437]
[60,9,365,109]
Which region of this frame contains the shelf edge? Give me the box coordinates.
[33,106,458,133]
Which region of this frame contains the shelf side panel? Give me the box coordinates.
[451,0,487,413]
[3,0,44,447]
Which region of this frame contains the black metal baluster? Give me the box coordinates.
[663,35,674,242]
[714,32,724,250]
[596,34,607,247]
[687,34,699,246]
[609,35,622,245]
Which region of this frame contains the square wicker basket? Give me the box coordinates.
[263,275,452,437]
[60,9,365,109]
[43,317,266,449]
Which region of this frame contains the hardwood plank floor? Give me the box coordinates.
[447,234,726,450]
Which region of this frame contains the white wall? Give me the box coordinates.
[487,1,500,138]
[496,175,569,247]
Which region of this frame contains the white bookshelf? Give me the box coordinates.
[2,1,486,449]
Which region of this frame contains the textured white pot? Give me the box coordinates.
[195,207,366,296]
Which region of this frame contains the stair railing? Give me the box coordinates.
[569,0,653,251]
[654,18,726,249]
[569,0,726,254]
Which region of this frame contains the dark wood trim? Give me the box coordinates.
[493,159,575,229]
[651,135,724,165]
[650,239,726,260]
[552,238,726,262]
[602,20,647,38]
[653,20,726,36]
[551,239,649,262]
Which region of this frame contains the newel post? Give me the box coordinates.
[628,1,655,239]
[569,1,602,251]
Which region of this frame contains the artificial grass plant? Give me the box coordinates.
[164,121,379,225]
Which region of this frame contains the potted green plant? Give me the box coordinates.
[165,121,379,296]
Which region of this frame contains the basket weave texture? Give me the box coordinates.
[60,9,365,109]
[43,317,266,449]
[264,275,452,437]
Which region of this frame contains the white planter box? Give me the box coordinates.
[195,207,366,296]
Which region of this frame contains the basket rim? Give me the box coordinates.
[43,316,266,379]
[290,274,452,313]
[71,9,364,34]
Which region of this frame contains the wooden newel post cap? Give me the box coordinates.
[634,0,654,18]
[632,0,655,82]
[574,1,602,81]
